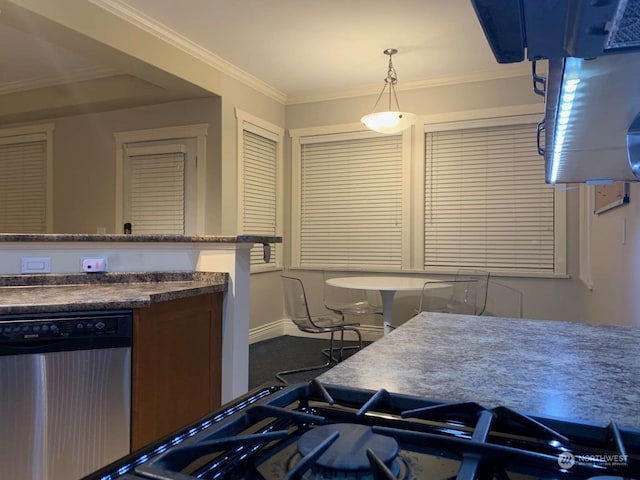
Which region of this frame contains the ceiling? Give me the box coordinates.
[0,0,532,120]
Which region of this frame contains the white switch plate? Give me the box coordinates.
[21,257,52,273]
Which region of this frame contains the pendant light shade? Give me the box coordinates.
[361,48,416,134]
[361,111,417,134]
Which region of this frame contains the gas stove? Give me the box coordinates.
[84,380,639,480]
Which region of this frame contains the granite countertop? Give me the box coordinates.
[0,233,281,243]
[318,312,640,429]
[0,271,227,314]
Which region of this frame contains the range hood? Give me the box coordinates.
[543,54,640,184]
[471,0,640,183]
[471,0,640,62]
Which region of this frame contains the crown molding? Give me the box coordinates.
[11,0,533,107]
[286,63,533,105]
[0,65,120,95]
[90,0,287,104]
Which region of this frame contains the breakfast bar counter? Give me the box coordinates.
[318,312,640,428]
[0,233,281,404]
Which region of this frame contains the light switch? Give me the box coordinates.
[21,257,52,273]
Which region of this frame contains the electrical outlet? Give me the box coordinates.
[82,257,108,273]
[22,257,51,273]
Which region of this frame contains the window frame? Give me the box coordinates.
[289,124,413,270]
[421,113,567,277]
[236,109,284,273]
[0,123,54,233]
[114,124,208,235]
[123,143,192,235]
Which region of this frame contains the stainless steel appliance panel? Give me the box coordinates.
[0,348,131,480]
[0,310,131,480]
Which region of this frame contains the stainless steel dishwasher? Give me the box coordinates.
[0,309,132,480]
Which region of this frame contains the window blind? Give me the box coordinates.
[424,123,554,272]
[128,153,185,234]
[242,129,278,267]
[0,140,47,233]
[299,134,403,268]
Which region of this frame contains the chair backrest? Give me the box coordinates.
[454,269,490,315]
[484,281,523,318]
[448,279,479,314]
[281,275,317,330]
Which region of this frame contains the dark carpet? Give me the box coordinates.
[249,335,369,389]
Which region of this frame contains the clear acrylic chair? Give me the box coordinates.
[419,269,490,315]
[277,275,363,384]
[483,281,523,318]
[323,271,383,319]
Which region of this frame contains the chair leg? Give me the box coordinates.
[321,328,363,363]
[275,359,332,384]
[276,332,336,385]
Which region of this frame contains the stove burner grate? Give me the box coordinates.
[294,423,400,479]
[87,381,640,480]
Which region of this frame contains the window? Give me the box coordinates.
[0,124,54,233]
[424,119,561,274]
[290,129,408,269]
[123,143,191,234]
[236,109,283,272]
[291,111,565,277]
[115,124,207,235]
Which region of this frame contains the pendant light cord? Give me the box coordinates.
[369,49,402,113]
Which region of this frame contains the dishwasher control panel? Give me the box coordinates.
[1,317,119,341]
[0,310,132,346]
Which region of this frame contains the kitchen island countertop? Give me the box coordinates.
[0,271,226,314]
[318,312,640,428]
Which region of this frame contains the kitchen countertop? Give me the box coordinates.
[0,271,227,314]
[318,312,640,429]
[0,233,281,243]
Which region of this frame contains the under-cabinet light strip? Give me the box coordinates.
[549,57,583,184]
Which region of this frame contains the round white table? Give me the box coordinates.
[325,276,446,335]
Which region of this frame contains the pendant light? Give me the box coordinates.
[361,48,416,134]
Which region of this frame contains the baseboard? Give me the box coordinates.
[249,319,383,344]
[249,319,286,344]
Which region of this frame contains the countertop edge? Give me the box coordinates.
[0,234,282,243]
[0,271,227,314]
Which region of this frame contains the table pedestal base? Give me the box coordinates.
[380,290,396,336]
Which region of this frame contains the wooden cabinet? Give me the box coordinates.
[131,293,222,450]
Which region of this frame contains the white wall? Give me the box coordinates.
[586,182,640,326]
[51,97,222,234]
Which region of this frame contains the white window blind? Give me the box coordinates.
[0,140,47,233]
[299,134,403,268]
[424,123,554,272]
[242,128,278,268]
[126,149,186,234]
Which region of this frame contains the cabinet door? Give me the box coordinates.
[131,293,222,450]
